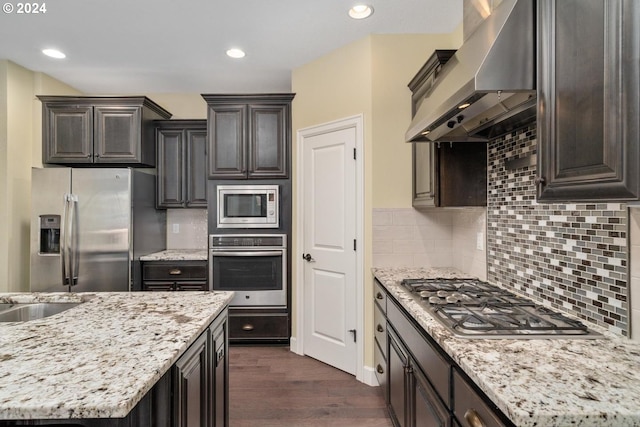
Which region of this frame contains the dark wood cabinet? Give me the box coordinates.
[376,280,513,427]
[228,308,289,343]
[202,94,294,179]
[408,52,487,207]
[537,0,640,201]
[38,96,172,166]
[174,332,208,427]
[141,261,208,291]
[156,120,207,208]
[174,308,228,427]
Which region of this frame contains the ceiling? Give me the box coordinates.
[0,0,462,94]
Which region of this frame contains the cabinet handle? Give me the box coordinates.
[376,292,384,300]
[464,409,486,427]
[377,324,384,333]
[242,324,254,331]
[376,364,384,374]
[169,269,182,275]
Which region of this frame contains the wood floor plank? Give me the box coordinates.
[229,346,393,427]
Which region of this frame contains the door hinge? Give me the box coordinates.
[349,329,357,343]
[353,239,357,251]
[353,148,356,160]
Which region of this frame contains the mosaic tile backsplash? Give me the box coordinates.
[487,125,628,336]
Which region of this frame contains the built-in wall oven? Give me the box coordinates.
[209,234,286,307]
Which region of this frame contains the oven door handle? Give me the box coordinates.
[210,251,283,257]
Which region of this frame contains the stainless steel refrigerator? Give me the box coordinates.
[30,167,166,292]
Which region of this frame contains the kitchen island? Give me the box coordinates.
[373,267,640,427]
[0,290,233,425]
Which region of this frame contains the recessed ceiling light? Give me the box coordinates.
[42,49,66,59]
[226,48,245,59]
[349,4,374,20]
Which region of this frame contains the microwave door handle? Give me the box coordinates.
[211,251,283,257]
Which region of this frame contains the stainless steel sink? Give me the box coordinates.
[0,303,18,312]
[0,303,81,322]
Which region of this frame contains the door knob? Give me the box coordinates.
[302,253,315,262]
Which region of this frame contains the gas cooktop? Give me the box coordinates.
[401,278,602,339]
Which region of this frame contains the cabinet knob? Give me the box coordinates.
[169,269,182,275]
[376,364,384,374]
[377,324,384,333]
[242,324,254,331]
[376,292,384,300]
[534,176,546,185]
[464,409,487,427]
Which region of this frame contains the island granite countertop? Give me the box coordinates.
[373,267,640,427]
[139,249,208,261]
[0,291,233,420]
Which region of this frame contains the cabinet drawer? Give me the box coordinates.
[142,281,175,291]
[453,369,508,427]
[387,297,450,404]
[374,339,387,398]
[229,311,288,340]
[374,303,387,357]
[142,261,207,280]
[176,281,208,291]
[374,280,387,313]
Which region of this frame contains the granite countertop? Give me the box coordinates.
[139,249,208,261]
[0,290,234,420]
[373,267,640,427]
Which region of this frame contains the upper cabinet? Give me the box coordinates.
[202,94,295,179]
[38,96,172,167]
[155,120,207,209]
[537,0,640,201]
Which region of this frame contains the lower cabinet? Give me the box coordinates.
[173,308,228,427]
[228,308,289,343]
[377,280,513,427]
[141,261,208,291]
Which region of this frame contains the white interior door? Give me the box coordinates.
[301,124,357,375]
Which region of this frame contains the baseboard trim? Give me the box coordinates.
[361,364,380,387]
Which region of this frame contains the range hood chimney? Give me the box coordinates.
[406,0,535,143]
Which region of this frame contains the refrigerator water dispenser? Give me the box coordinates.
[39,215,60,254]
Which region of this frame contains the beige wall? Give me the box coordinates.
[0,60,82,292]
[291,31,462,368]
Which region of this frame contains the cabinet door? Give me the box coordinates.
[247,104,288,178]
[412,143,436,207]
[43,104,93,164]
[207,105,246,178]
[186,129,208,207]
[94,106,142,164]
[537,0,640,201]
[388,331,408,427]
[157,128,185,208]
[412,366,450,427]
[174,332,208,427]
[209,316,228,427]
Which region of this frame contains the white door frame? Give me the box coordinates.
[293,114,365,383]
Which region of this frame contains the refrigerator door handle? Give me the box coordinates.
[68,194,79,287]
[61,194,71,287]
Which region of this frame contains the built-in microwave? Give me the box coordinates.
[217,184,279,228]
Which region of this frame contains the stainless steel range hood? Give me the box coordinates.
[406,0,536,143]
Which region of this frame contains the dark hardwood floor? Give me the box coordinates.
[228,346,393,427]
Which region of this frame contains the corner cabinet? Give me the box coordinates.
[155,120,207,208]
[374,279,514,427]
[409,52,487,207]
[202,94,295,179]
[536,0,640,201]
[37,96,172,167]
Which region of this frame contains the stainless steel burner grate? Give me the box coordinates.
[400,278,601,339]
